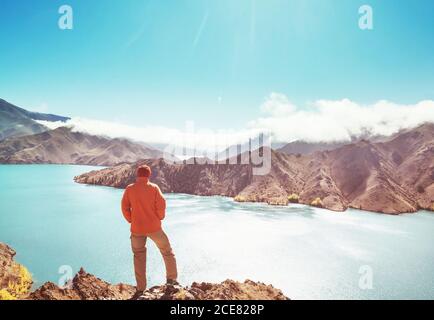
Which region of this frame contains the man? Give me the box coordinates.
[121,165,178,300]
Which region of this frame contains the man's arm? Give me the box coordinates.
[121,188,132,223]
[155,186,166,220]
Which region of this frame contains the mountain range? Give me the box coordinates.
[0,99,166,166]
[0,126,164,166]
[1,98,434,214]
[0,98,69,140]
[75,123,434,215]
[277,140,351,155]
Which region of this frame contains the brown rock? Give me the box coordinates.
[188,280,288,300]
[28,268,135,300]
[27,269,289,300]
[0,243,19,290]
[0,243,33,299]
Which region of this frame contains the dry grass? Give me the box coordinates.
[0,264,32,300]
[234,195,247,202]
[311,197,324,208]
[0,289,17,300]
[287,194,299,203]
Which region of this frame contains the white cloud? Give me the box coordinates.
[37,93,434,150]
[260,92,296,117]
[37,118,261,153]
[250,93,434,143]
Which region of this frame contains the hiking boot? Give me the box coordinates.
[129,290,144,300]
[166,279,180,286]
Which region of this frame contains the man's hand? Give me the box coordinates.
[121,187,132,223]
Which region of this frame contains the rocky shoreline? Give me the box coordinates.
[74,123,434,215]
[0,243,288,301]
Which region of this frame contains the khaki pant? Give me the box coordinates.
[131,230,178,291]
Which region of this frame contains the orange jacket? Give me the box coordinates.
[121,177,166,235]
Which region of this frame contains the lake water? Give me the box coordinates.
[0,165,433,299]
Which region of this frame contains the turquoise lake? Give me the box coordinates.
[0,165,433,299]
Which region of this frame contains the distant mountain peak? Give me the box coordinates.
[0,98,70,141]
[75,124,434,215]
[0,125,166,166]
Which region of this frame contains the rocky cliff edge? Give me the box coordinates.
[0,243,288,301]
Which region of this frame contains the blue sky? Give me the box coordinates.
[0,0,433,131]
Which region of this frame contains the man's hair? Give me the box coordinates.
[136,165,152,178]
